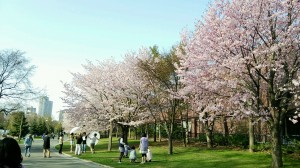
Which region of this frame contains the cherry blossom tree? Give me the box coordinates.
[62,50,153,147]
[178,0,300,167]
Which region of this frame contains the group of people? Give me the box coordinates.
[118,133,152,164]
[0,131,153,167]
[69,132,99,155]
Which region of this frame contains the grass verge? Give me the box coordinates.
[56,137,300,168]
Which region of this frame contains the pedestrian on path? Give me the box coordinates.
[58,133,64,154]
[43,132,51,158]
[0,137,25,168]
[88,133,99,154]
[24,134,34,157]
[75,133,82,155]
[81,132,87,153]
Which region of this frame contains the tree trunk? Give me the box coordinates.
[134,127,138,140]
[153,121,157,142]
[257,120,262,142]
[158,123,161,142]
[182,120,187,147]
[168,134,173,155]
[204,120,213,148]
[185,107,190,144]
[271,119,283,168]
[129,127,131,139]
[108,122,113,151]
[185,123,189,146]
[146,124,148,138]
[164,121,174,154]
[249,117,254,152]
[204,112,213,148]
[223,116,229,145]
[205,129,213,148]
[121,125,129,144]
[194,118,198,138]
[116,126,118,138]
[18,115,24,142]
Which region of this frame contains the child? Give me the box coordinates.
[124,144,130,157]
[129,145,137,163]
[146,148,152,162]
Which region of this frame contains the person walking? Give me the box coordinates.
[0,137,25,168]
[58,133,64,154]
[88,133,99,154]
[43,132,51,158]
[24,134,34,157]
[139,133,149,164]
[118,134,125,163]
[75,133,82,155]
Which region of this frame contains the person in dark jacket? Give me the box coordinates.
[81,132,87,153]
[43,132,51,158]
[75,133,82,155]
[58,133,64,154]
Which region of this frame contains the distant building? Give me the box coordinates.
[26,106,36,115]
[38,96,53,117]
[58,110,64,122]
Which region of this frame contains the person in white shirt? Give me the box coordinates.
[89,133,99,154]
[139,133,149,164]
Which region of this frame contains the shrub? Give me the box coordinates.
[254,142,272,152]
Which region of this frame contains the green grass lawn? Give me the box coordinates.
[56,137,300,168]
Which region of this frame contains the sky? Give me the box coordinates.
[0,0,210,120]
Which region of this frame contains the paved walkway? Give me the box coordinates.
[21,138,111,168]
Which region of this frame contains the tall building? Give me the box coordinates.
[26,106,36,115]
[58,110,64,122]
[38,96,53,117]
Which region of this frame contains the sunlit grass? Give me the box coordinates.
[56,137,300,168]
